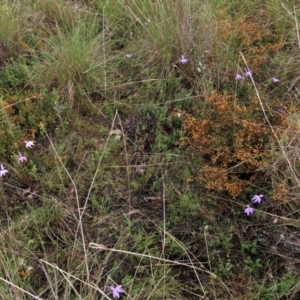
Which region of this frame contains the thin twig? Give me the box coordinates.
[0,276,44,300]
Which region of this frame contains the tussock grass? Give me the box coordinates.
[0,0,300,299]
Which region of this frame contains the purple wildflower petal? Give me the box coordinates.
[179,55,188,64]
[126,53,132,58]
[277,108,284,114]
[24,140,35,148]
[0,163,8,177]
[272,77,280,83]
[244,204,255,216]
[136,164,146,173]
[18,152,27,163]
[245,69,252,77]
[235,74,243,80]
[110,285,125,299]
[251,194,264,204]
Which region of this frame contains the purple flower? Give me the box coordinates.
[136,164,146,173]
[251,194,264,204]
[179,55,188,64]
[0,163,8,177]
[24,140,35,148]
[272,77,280,83]
[74,4,79,9]
[244,205,255,216]
[110,285,125,299]
[235,73,243,80]
[277,108,284,114]
[18,152,27,163]
[245,69,252,77]
[126,53,132,58]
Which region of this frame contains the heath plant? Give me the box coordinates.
[177,89,288,198]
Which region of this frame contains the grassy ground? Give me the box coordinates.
[1,0,300,299]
